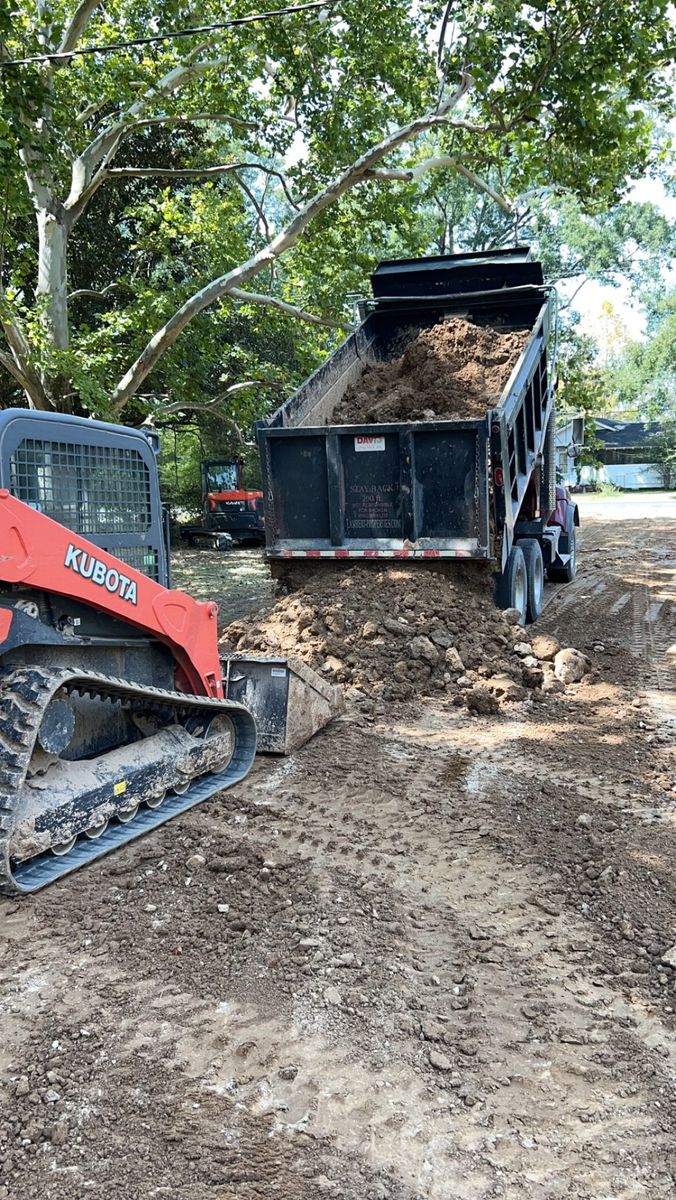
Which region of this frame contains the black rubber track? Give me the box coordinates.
[0,666,256,896]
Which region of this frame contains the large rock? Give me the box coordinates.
[431,629,455,649]
[410,635,440,666]
[554,647,590,684]
[531,633,561,661]
[382,616,405,636]
[513,641,533,657]
[445,646,465,673]
[485,674,527,702]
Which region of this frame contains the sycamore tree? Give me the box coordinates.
[0,0,672,420]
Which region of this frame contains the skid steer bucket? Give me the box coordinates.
[223,655,344,754]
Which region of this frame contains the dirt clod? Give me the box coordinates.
[531,633,561,661]
[429,1049,454,1071]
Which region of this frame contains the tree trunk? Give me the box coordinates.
[36,209,71,410]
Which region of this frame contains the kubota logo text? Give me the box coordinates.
[64,544,138,605]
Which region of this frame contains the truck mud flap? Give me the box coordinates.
[223,655,345,754]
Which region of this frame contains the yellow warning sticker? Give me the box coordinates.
[113,781,127,796]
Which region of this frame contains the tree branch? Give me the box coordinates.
[0,348,30,391]
[65,50,232,218]
[67,282,122,300]
[105,162,301,208]
[229,288,348,330]
[76,98,107,126]
[232,173,271,241]
[130,111,258,132]
[365,155,512,213]
[559,277,588,311]
[59,0,102,55]
[110,74,474,411]
[142,384,259,446]
[0,313,52,409]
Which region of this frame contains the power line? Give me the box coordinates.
[0,2,333,68]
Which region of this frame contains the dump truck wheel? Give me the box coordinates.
[520,538,544,623]
[496,545,527,624]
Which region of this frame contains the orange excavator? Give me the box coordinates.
[180,459,265,549]
[0,409,256,894]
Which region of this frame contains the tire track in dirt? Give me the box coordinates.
[1,497,675,1200]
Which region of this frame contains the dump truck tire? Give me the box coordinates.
[519,538,544,623]
[496,545,527,624]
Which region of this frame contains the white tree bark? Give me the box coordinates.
[36,209,70,353]
[366,156,513,213]
[64,52,232,221]
[229,288,348,329]
[58,0,103,55]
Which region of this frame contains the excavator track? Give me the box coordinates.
[0,666,256,896]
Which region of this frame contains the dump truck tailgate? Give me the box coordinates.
[260,418,490,559]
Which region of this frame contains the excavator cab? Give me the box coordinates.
[180,458,265,548]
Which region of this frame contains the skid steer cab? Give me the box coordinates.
[0,409,257,895]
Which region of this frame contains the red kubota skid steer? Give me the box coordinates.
[0,409,257,895]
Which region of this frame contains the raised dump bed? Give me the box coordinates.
[258,247,579,623]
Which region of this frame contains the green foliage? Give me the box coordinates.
[555,329,610,466]
[0,0,673,430]
[430,0,674,207]
[648,417,676,488]
[603,292,676,419]
[532,192,676,294]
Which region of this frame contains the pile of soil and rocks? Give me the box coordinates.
[332,318,529,424]
[222,565,592,710]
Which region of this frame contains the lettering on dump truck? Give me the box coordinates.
[354,436,385,452]
[64,544,138,605]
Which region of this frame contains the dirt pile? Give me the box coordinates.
[332,318,529,425]
[221,565,587,708]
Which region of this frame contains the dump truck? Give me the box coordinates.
[179,458,265,548]
[257,247,578,622]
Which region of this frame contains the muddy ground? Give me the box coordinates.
[1,494,674,1200]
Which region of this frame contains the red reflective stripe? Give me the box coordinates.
[269,548,475,559]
